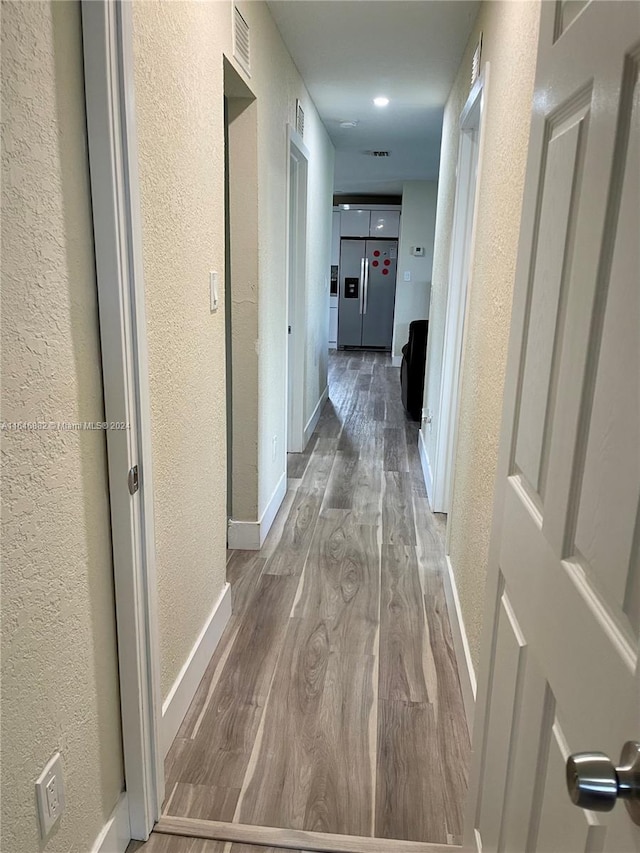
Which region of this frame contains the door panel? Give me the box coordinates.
[497,656,551,853]
[361,239,397,348]
[514,108,587,499]
[573,67,639,632]
[535,727,607,853]
[469,3,640,851]
[337,239,364,347]
[477,594,527,849]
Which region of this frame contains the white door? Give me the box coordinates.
[467,3,640,852]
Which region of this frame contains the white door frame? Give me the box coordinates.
[82,0,163,839]
[430,67,489,514]
[286,126,310,454]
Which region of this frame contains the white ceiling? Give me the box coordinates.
[267,0,480,195]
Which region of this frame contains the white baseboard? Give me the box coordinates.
[258,470,287,544]
[227,471,286,551]
[391,355,402,367]
[91,792,130,853]
[304,385,328,446]
[162,582,232,756]
[418,428,434,506]
[227,519,260,550]
[443,555,477,735]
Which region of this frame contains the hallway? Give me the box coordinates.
[162,351,470,846]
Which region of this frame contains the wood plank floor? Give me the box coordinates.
[161,350,470,848]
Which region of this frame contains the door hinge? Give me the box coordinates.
[288,325,292,334]
[128,465,139,495]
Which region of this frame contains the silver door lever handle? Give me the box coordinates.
[566,740,640,825]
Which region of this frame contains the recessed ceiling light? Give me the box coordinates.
[373,96,389,108]
[339,120,358,128]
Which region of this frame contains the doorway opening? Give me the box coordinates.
[224,59,259,533]
[428,68,488,515]
[286,127,309,454]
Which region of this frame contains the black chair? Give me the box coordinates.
[400,320,428,421]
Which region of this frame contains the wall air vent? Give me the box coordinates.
[471,33,482,89]
[364,150,391,157]
[296,99,305,138]
[233,5,250,77]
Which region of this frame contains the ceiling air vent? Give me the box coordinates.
[364,150,391,158]
[233,5,250,77]
[296,99,305,138]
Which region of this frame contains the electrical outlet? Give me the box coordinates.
[404,270,411,282]
[36,753,65,838]
[46,778,58,816]
[272,435,277,462]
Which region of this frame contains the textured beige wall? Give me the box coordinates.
[423,1,541,672]
[1,2,124,850]
[132,1,334,695]
[132,2,229,697]
[392,181,438,358]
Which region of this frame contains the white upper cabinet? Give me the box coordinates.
[340,209,370,237]
[369,210,400,238]
[339,207,401,238]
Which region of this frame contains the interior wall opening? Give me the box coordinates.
[286,129,309,454]
[430,71,487,516]
[223,58,258,528]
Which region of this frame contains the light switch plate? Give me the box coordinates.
[210,271,219,312]
[404,271,411,282]
[36,752,65,838]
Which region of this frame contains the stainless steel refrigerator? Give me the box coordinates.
[337,238,398,349]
